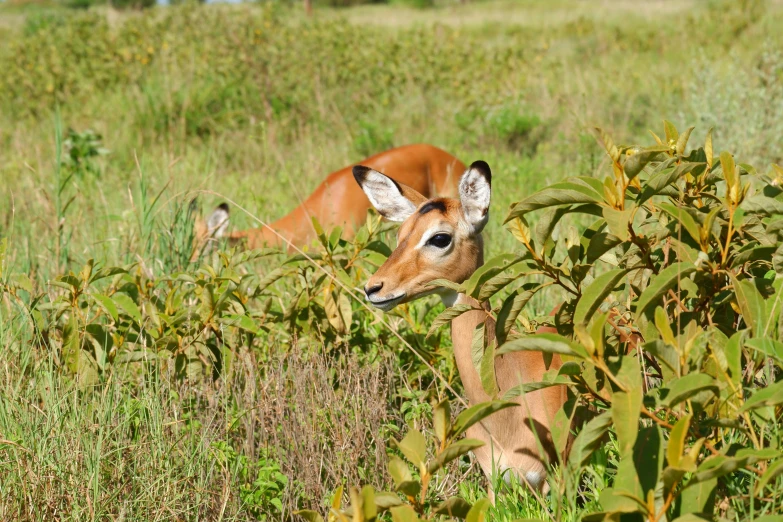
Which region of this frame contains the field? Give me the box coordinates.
[2,0,783,520]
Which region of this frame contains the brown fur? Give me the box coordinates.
[194,144,465,254]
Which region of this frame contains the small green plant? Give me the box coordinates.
[239,451,289,520]
[63,127,108,179]
[211,441,288,519]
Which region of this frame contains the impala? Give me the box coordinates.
[194,144,465,255]
[354,160,567,492]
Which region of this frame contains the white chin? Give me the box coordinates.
[369,295,405,311]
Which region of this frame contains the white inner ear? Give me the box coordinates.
[360,170,418,223]
[459,168,491,232]
[207,207,230,238]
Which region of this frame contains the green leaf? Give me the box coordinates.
[586,232,622,263]
[676,126,694,156]
[90,266,127,283]
[495,288,539,345]
[551,404,575,460]
[632,425,663,499]
[222,314,260,334]
[396,480,421,499]
[506,178,603,221]
[597,488,642,514]
[395,429,427,470]
[705,128,714,169]
[602,207,633,241]
[388,456,412,487]
[612,389,642,457]
[568,411,612,470]
[324,288,350,334]
[373,491,403,511]
[635,262,696,319]
[256,266,294,293]
[701,205,722,246]
[730,274,767,336]
[654,306,676,347]
[624,148,667,178]
[501,375,571,401]
[720,151,737,190]
[685,449,778,489]
[92,293,119,322]
[477,267,531,301]
[112,293,142,324]
[506,216,533,247]
[434,497,472,519]
[450,401,518,439]
[659,203,701,245]
[663,120,679,143]
[463,254,524,298]
[480,339,498,398]
[433,400,450,444]
[427,278,464,293]
[660,374,718,408]
[679,475,716,516]
[470,323,486,381]
[731,245,777,267]
[594,127,620,163]
[427,439,485,474]
[427,304,474,338]
[361,485,377,521]
[534,206,569,254]
[741,195,783,216]
[725,332,742,389]
[497,333,588,359]
[574,269,626,325]
[667,415,691,468]
[744,338,783,364]
[739,381,783,413]
[637,161,706,205]
[295,510,324,522]
[465,498,491,522]
[390,505,420,522]
[755,458,783,495]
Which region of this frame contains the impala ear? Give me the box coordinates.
[353,165,427,222]
[459,161,492,234]
[206,203,230,239]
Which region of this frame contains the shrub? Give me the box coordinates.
[430,121,783,519]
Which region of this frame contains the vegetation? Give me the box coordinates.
[1,0,782,520]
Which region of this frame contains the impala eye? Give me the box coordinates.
[427,233,452,248]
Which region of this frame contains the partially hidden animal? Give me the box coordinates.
[354,160,567,492]
[194,144,465,254]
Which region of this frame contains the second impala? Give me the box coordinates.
[195,144,465,254]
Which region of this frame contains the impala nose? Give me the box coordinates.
[364,283,383,299]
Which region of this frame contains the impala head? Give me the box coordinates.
[354,161,491,311]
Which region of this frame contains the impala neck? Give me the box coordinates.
[442,237,494,405]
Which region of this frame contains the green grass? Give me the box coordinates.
[1,0,783,520]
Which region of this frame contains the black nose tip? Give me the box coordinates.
[364,283,383,298]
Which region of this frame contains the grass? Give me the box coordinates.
[1,0,783,520]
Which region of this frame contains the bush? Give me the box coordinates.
[428,121,783,519]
